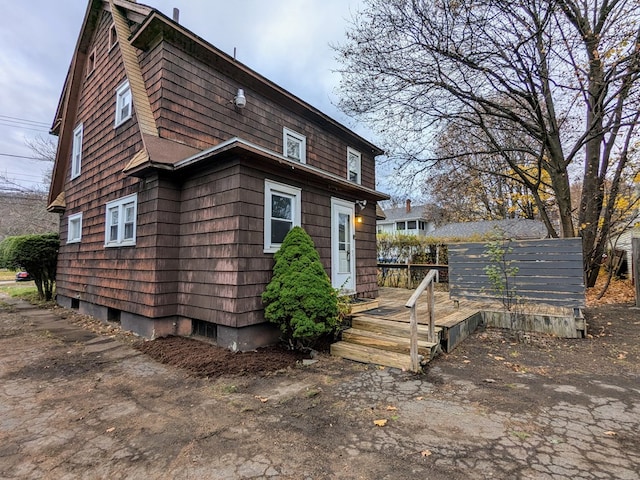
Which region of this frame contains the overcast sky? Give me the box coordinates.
[0,0,379,192]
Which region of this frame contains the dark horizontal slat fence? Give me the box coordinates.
[449,238,586,308]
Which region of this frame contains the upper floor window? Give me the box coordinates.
[109,23,118,50]
[115,80,132,127]
[87,48,96,77]
[283,127,306,163]
[67,213,83,244]
[264,179,301,253]
[347,147,361,184]
[71,123,83,179]
[105,194,137,247]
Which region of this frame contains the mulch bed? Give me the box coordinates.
[134,336,306,378]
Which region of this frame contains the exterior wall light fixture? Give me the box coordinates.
[234,88,247,109]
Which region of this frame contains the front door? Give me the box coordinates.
[331,198,356,293]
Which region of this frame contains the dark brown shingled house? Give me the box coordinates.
[48,0,388,350]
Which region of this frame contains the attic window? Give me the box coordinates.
[347,147,361,184]
[87,48,96,76]
[283,127,306,163]
[114,80,132,127]
[108,23,118,50]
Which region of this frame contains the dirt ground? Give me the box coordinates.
[1,279,639,479]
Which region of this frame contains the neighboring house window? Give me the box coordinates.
[407,220,417,229]
[114,80,132,127]
[105,194,137,247]
[67,213,83,244]
[347,147,361,184]
[396,221,405,230]
[264,179,301,252]
[109,23,118,50]
[283,127,306,163]
[87,48,96,76]
[71,123,83,179]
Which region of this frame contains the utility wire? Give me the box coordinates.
[0,115,50,126]
[0,153,52,161]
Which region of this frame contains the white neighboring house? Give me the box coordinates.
[377,200,436,236]
[612,226,640,280]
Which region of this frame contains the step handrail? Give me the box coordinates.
[405,269,437,372]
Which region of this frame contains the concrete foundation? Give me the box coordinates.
[217,323,281,352]
[56,295,281,350]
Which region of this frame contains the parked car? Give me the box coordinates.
[15,272,31,282]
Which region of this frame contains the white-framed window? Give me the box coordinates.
[109,23,118,50]
[264,179,301,253]
[347,147,361,184]
[283,127,306,163]
[114,80,132,127]
[105,194,137,247]
[67,213,83,244]
[71,123,83,179]
[87,48,96,77]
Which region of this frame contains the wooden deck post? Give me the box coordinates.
[409,305,419,372]
[427,278,435,343]
[405,269,438,372]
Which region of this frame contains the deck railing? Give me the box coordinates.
[405,269,437,373]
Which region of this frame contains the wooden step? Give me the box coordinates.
[330,341,419,371]
[352,315,442,342]
[435,309,483,352]
[342,328,440,360]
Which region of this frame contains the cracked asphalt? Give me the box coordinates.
[1,295,639,479]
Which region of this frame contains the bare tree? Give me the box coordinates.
[0,135,58,239]
[335,0,640,286]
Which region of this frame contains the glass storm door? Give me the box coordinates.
[331,198,356,292]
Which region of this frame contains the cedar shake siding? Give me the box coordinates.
[50,1,387,350]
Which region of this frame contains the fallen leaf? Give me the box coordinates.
[421,449,432,457]
[386,405,398,411]
[463,360,471,364]
[415,396,424,401]
[254,396,268,403]
[604,431,617,436]
[373,419,388,427]
[106,427,115,433]
[493,356,505,361]
[617,352,628,360]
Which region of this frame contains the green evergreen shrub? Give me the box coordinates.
[262,226,339,349]
[0,232,59,301]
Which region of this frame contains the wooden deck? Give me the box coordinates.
[331,287,488,370]
[331,287,585,370]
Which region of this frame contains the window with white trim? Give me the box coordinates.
[109,23,118,50]
[105,194,137,247]
[87,48,96,76]
[71,123,83,179]
[347,147,361,184]
[264,180,301,252]
[283,127,306,163]
[114,80,132,127]
[67,213,83,244]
